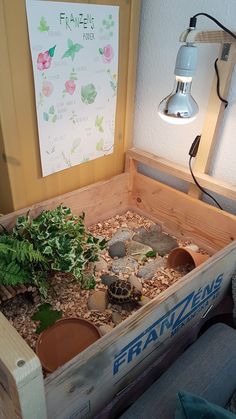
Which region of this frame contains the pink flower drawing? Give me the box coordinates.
[37,51,52,71]
[65,80,76,95]
[103,45,114,64]
[42,80,53,97]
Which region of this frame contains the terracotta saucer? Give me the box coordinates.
[36,317,102,373]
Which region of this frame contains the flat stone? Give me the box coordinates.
[138,296,151,307]
[112,256,139,274]
[128,274,143,292]
[88,290,108,312]
[94,257,108,272]
[99,324,114,335]
[100,274,119,287]
[108,241,126,258]
[150,223,162,234]
[126,240,153,257]
[133,229,178,256]
[137,258,166,280]
[108,228,134,246]
[112,311,122,325]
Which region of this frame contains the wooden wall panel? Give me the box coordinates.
[0,0,141,213]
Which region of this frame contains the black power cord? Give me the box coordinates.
[189,13,236,41]
[189,12,233,107]
[214,59,229,108]
[188,135,223,210]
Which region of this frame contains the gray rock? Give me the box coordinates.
[99,324,114,335]
[108,228,134,246]
[100,274,119,287]
[88,290,108,312]
[133,229,178,256]
[128,274,143,292]
[108,241,126,258]
[150,223,162,234]
[112,311,122,325]
[126,240,153,257]
[137,258,165,280]
[112,256,139,274]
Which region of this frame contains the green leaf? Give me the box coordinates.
[43,112,49,121]
[74,43,83,52]
[38,17,49,32]
[52,114,57,123]
[48,45,56,57]
[62,50,72,59]
[99,48,104,55]
[31,303,62,334]
[145,250,156,258]
[62,41,83,61]
[49,106,55,114]
[68,39,73,48]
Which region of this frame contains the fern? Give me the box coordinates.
[0,259,31,286]
[0,236,46,264]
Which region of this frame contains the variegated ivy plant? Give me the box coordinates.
[0,205,106,297]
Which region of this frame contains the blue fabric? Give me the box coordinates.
[120,324,236,419]
[175,391,236,419]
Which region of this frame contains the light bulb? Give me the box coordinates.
[158,44,199,124]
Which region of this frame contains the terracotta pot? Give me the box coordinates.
[167,247,209,270]
[36,318,102,373]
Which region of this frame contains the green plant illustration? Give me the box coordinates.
[43,105,57,123]
[70,138,81,154]
[31,303,62,334]
[95,115,104,132]
[101,14,114,37]
[61,151,72,168]
[0,206,106,296]
[69,111,79,124]
[38,16,50,32]
[62,39,83,61]
[96,138,104,151]
[81,84,97,104]
[107,69,117,95]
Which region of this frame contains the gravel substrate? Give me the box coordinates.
[0,211,208,355]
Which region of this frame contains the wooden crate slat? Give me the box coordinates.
[130,172,236,253]
[0,313,47,419]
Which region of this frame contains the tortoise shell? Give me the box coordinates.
[107,279,142,304]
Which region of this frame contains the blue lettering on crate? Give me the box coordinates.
[113,274,223,375]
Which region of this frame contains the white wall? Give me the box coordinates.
[134,0,236,213]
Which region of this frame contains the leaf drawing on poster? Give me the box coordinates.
[101,14,114,38]
[38,16,49,32]
[62,39,83,61]
[95,115,104,133]
[81,84,97,105]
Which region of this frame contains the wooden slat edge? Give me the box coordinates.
[123,0,142,153]
[130,171,236,253]
[127,148,236,201]
[0,172,130,229]
[180,29,236,44]
[0,312,47,419]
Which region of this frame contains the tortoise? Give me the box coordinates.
[107,279,142,305]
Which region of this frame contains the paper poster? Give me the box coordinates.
[25,0,119,176]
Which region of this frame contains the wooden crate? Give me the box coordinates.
[1,148,236,419]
